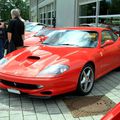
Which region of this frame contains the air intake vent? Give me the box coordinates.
[27,56,40,60]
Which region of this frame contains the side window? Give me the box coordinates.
[110,31,118,42]
[101,31,113,44]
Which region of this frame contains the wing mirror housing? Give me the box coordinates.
[101,40,114,48]
[40,36,48,42]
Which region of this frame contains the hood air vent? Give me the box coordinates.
[27,56,40,60]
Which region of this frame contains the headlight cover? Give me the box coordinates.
[37,64,69,77]
[0,58,8,66]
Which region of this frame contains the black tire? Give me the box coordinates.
[77,64,95,96]
[115,67,120,71]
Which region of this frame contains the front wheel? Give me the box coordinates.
[77,64,95,96]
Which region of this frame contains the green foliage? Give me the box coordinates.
[0,0,29,21]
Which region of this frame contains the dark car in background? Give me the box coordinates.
[80,23,120,36]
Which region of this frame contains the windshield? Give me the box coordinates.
[35,29,54,37]
[25,24,43,32]
[30,25,43,32]
[25,23,37,31]
[42,30,98,48]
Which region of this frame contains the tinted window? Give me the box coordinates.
[110,31,118,41]
[101,30,113,44]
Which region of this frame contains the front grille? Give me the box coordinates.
[1,80,39,90]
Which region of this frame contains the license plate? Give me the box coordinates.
[7,88,21,94]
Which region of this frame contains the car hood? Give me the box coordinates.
[1,45,94,77]
[25,32,36,39]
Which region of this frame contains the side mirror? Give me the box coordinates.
[101,40,114,48]
[39,36,48,42]
[114,31,119,35]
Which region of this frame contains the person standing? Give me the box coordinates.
[0,20,7,59]
[52,16,56,28]
[7,9,25,53]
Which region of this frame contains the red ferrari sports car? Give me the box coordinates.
[0,27,120,97]
[25,22,46,39]
[24,28,55,46]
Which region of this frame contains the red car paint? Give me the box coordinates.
[101,103,120,120]
[25,32,36,39]
[0,27,120,97]
[24,36,48,46]
[24,36,42,46]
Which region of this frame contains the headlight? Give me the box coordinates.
[37,64,69,77]
[0,58,8,66]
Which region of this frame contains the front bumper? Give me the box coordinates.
[0,72,77,97]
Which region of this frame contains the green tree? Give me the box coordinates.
[0,0,29,21]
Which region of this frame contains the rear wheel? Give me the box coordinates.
[77,64,95,96]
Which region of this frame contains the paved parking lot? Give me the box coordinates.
[0,70,120,120]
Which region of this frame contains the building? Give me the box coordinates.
[29,0,120,27]
[26,0,30,20]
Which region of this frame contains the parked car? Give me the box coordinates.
[110,25,120,35]
[0,27,120,97]
[24,28,55,46]
[80,23,120,36]
[25,22,47,39]
[80,23,108,27]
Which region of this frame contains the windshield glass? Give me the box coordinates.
[30,25,43,32]
[25,23,37,31]
[42,30,98,48]
[25,23,44,32]
[35,29,54,37]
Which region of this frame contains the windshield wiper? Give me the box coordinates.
[34,34,45,37]
[58,43,79,47]
[42,43,50,45]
